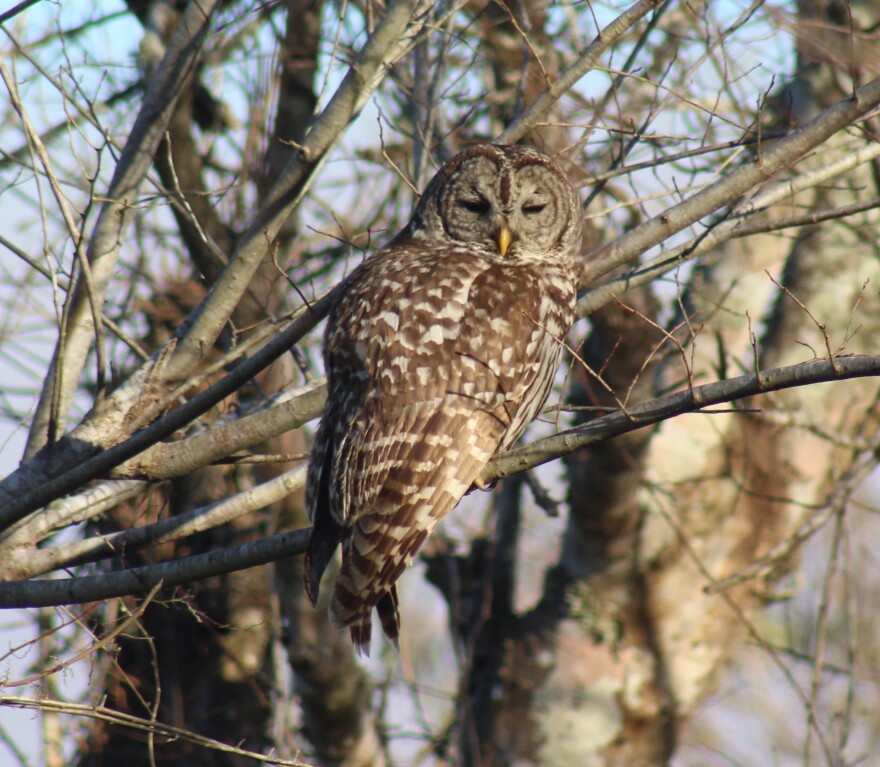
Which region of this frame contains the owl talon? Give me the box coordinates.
[468,477,497,494]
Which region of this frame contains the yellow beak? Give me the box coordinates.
[496,225,512,257]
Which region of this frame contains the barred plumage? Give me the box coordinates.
[305,144,584,654]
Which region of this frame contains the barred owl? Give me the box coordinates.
[305,144,584,654]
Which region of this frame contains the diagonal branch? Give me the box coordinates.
[22,0,221,458]
[578,75,880,294]
[160,0,430,388]
[580,125,880,315]
[111,382,327,480]
[497,0,666,145]
[0,292,335,530]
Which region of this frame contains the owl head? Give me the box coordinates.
[400,144,583,267]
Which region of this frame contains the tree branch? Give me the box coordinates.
[0,696,312,766]
[483,354,880,483]
[497,0,666,145]
[3,354,877,606]
[0,294,334,529]
[0,528,311,607]
[22,0,221,458]
[15,467,307,580]
[577,76,880,292]
[579,135,880,314]
[113,383,326,480]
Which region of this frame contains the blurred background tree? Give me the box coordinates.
[0,1,878,766]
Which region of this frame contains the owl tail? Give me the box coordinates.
[329,584,400,657]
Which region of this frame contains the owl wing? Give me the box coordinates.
[306,246,571,653]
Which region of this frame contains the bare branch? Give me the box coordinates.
[113,382,326,480]
[2,480,147,548]
[3,355,877,606]
[0,527,310,607]
[18,466,307,580]
[0,695,313,766]
[22,0,222,458]
[579,77,880,310]
[497,0,666,145]
[482,354,880,483]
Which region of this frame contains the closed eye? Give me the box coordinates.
[458,197,491,215]
[522,202,547,214]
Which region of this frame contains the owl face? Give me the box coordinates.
[411,144,582,264]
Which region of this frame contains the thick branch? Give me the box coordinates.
[113,383,326,480]
[0,294,334,529]
[0,528,311,607]
[483,355,880,483]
